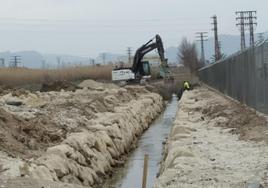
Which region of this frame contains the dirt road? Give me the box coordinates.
[154,87,268,188]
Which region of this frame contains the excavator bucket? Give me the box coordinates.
[159,57,174,82]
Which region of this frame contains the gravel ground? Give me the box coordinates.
[154,87,268,188]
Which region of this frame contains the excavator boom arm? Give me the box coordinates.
[131,34,167,74]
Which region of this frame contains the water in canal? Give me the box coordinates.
[103,94,178,188]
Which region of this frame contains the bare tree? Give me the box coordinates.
[177,38,201,74]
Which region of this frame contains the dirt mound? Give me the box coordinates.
[0,109,65,158]
[201,94,268,143]
[0,85,12,96]
[155,88,268,188]
[40,81,81,92]
[0,85,29,97]
[0,80,164,187]
[1,177,88,188]
[79,79,119,90]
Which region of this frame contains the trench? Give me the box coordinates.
[103,94,178,188]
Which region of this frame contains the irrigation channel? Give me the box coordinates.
[103,95,178,188]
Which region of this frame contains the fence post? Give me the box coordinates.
[142,154,149,188]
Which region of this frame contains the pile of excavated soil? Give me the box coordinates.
[200,90,268,143]
[0,108,63,158]
[79,79,119,90]
[0,85,29,97]
[40,80,81,92]
[0,177,87,188]
[0,79,163,188]
[154,87,268,188]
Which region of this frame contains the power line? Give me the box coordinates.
[244,11,257,46]
[90,59,95,66]
[211,15,221,62]
[56,57,61,69]
[0,58,5,67]
[196,32,208,65]
[0,22,212,29]
[9,55,21,68]
[236,10,257,49]
[0,17,211,23]
[236,11,246,50]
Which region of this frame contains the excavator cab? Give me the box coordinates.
[135,61,151,80]
[140,61,151,76]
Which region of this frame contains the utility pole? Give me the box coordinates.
[245,11,257,46]
[0,58,5,67]
[196,32,208,65]
[211,15,221,62]
[56,57,61,69]
[126,47,132,64]
[236,11,246,50]
[90,59,95,66]
[9,56,21,68]
[42,60,46,69]
[236,10,257,48]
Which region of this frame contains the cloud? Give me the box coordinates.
[0,0,266,56]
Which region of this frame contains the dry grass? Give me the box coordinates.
[0,65,113,86]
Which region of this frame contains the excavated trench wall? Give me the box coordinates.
[154,88,268,187]
[28,94,163,187]
[27,88,163,186]
[0,80,164,187]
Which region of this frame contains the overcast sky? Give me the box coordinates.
[0,0,267,57]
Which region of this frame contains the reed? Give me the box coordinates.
[0,65,113,86]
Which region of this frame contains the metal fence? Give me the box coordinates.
[199,40,268,114]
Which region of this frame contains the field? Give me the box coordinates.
[0,65,113,86]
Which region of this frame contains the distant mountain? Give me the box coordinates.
[0,32,266,68]
[43,54,92,68]
[171,32,268,64]
[0,51,94,69]
[201,34,243,62]
[95,52,127,64]
[96,48,179,65]
[200,32,268,62]
[165,47,178,63]
[165,34,256,65]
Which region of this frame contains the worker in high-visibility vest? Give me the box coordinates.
[177,81,191,100]
[183,81,191,91]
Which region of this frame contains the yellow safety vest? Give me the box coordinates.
[184,82,190,90]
